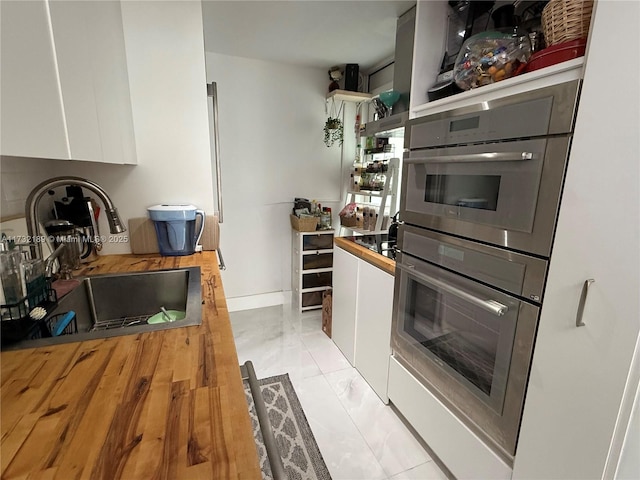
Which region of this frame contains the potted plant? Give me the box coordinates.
[323,117,343,147]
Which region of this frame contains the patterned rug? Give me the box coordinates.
[243,373,332,480]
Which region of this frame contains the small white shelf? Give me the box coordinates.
[326,89,373,103]
[348,189,398,198]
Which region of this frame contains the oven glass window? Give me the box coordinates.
[404,278,513,401]
[425,175,501,211]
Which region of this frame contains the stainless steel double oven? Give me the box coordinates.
[391,80,581,463]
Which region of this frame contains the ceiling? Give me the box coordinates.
[201,0,416,72]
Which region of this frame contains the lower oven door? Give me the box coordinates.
[391,251,539,459]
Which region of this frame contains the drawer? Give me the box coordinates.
[302,290,324,308]
[303,233,333,251]
[302,272,332,289]
[303,253,333,270]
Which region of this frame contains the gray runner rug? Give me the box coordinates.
[243,373,332,480]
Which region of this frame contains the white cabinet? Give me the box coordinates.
[332,243,394,402]
[0,0,136,164]
[332,247,359,365]
[0,0,69,159]
[49,1,136,164]
[291,229,334,313]
[354,260,394,403]
[513,2,640,479]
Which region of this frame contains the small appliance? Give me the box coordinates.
[344,64,359,92]
[147,205,205,256]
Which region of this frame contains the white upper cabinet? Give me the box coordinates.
[0,0,136,164]
[0,0,69,159]
[49,0,136,164]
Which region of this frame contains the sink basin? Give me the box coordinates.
[2,267,202,350]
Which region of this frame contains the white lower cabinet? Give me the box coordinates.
[388,357,512,479]
[332,244,394,403]
[332,247,358,365]
[354,260,394,403]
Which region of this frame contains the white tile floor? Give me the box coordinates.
[230,304,450,480]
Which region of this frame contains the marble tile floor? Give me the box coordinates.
[230,304,450,480]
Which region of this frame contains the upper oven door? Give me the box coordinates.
[401,136,571,257]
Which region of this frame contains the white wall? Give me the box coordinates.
[204,52,343,302]
[1,1,214,255]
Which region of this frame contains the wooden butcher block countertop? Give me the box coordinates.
[0,252,261,480]
[334,237,396,276]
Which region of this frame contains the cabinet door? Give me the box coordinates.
[0,0,69,159]
[49,1,136,164]
[332,247,359,365]
[355,260,394,403]
[513,3,640,479]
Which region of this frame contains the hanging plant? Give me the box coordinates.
[323,96,344,148]
[323,117,343,147]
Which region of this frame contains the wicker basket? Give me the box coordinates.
[542,0,594,46]
[340,215,363,229]
[290,214,318,232]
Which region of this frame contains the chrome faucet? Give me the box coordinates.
[25,176,125,261]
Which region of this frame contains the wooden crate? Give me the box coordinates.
[322,290,332,338]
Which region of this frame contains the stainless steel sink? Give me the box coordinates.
[3,267,202,350]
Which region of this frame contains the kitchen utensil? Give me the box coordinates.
[388,212,400,245]
[29,306,47,321]
[160,306,171,321]
[524,38,587,73]
[0,249,27,319]
[128,214,219,255]
[147,205,205,256]
[378,90,401,116]
[44,220,82,277]
[52,311,76,336]
[454,29,532,90]
[147,309,186,324]
[371,97,388,120]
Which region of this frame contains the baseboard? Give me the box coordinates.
[226,291,291,312]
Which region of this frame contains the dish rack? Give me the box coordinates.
[1,280,60,345]
[30,312,78,339]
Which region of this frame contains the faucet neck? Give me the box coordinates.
[25,176,125,260]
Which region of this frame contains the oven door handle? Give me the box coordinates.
[405,152,534,164]
[397,263,509,317]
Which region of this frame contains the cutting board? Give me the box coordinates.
[128,215,219,254]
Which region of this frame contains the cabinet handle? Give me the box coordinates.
[575,279,595,327]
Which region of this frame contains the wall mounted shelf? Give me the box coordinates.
[326,89,372,103]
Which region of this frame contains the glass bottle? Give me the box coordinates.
[0,249,27,320]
